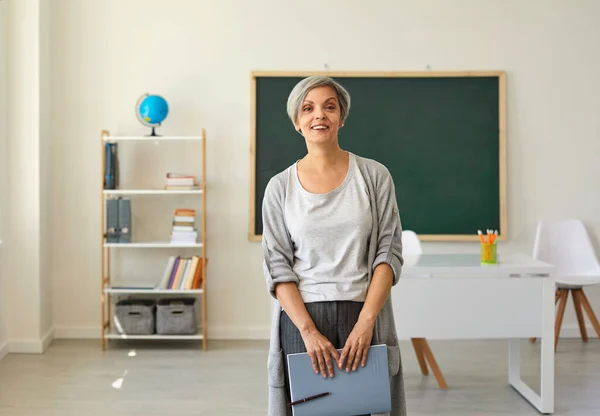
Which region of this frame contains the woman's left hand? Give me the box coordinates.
[337,318,375,372]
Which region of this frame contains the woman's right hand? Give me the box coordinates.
[301,327,340,378]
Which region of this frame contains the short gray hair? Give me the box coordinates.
[286,76,351,126]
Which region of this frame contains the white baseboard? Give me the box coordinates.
[53,326,100,339]
[41,327,55,351]
[208,325,270,340]
[52,325,271,340]
[8,327,55,354]
[0,341,8,361]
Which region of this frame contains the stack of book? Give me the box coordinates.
[171,208,198,244]
[165,172,198,190]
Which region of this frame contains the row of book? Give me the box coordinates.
[158,255,207,290]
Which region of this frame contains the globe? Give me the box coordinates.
[135,93,169,136]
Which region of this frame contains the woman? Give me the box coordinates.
[262,75,407,416]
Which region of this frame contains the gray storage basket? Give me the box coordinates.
[156,298,197,335]
[114,299,156,335]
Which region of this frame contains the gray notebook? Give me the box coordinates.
[286,344,391,416]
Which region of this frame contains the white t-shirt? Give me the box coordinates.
[284,152,373,303]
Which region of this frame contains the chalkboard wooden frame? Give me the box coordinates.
[249,70,507,242]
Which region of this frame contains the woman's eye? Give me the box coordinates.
[303,106,311,112]
[327,106,335,110]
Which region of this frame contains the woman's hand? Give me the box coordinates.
[338,318,375,372]
[301,327,340,378]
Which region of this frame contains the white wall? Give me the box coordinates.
[46,0,600,340]
[2,0,53,353]
[0,0,9,359]
[5,0,42,347]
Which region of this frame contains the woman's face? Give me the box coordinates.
[294,86,342,144]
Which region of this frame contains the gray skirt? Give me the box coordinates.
[279,301,372,416]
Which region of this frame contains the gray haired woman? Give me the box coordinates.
[262,75,407,416]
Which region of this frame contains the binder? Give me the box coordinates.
[117,197,131,243]
[106,198,119,243]
[286,344,391,416]
[104,142,118,189]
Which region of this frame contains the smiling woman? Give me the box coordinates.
[262,76,407,416]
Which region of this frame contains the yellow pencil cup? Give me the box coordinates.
[480,244,497,264]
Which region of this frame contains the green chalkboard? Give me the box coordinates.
[249,71,506,242]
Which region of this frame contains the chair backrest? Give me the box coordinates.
[533,219,600,276]
[402,230,423,254]
[399,230,430,277]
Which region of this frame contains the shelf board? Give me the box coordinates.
[103,135,203,142]
[105,331,204,340]
[103,189,203,195]
[105,287,203,294]
[104,242,203,248]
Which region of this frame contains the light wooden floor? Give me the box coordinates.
[0,338,599,415]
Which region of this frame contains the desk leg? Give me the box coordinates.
[509,279,555,414]
[508,337,520,384]
[411,338,429,375]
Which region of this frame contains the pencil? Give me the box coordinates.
[288,392,331,407]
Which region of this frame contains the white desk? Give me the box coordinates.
[392,252,555,414]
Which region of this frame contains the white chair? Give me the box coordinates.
[402,230,423,255]
[401,230,447,389]
[529,219,600,351]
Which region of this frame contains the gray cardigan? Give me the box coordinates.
[262,153,407,416]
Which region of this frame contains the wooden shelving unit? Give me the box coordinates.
[100,129,207,351]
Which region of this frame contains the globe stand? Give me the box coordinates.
[146,125,161,137]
